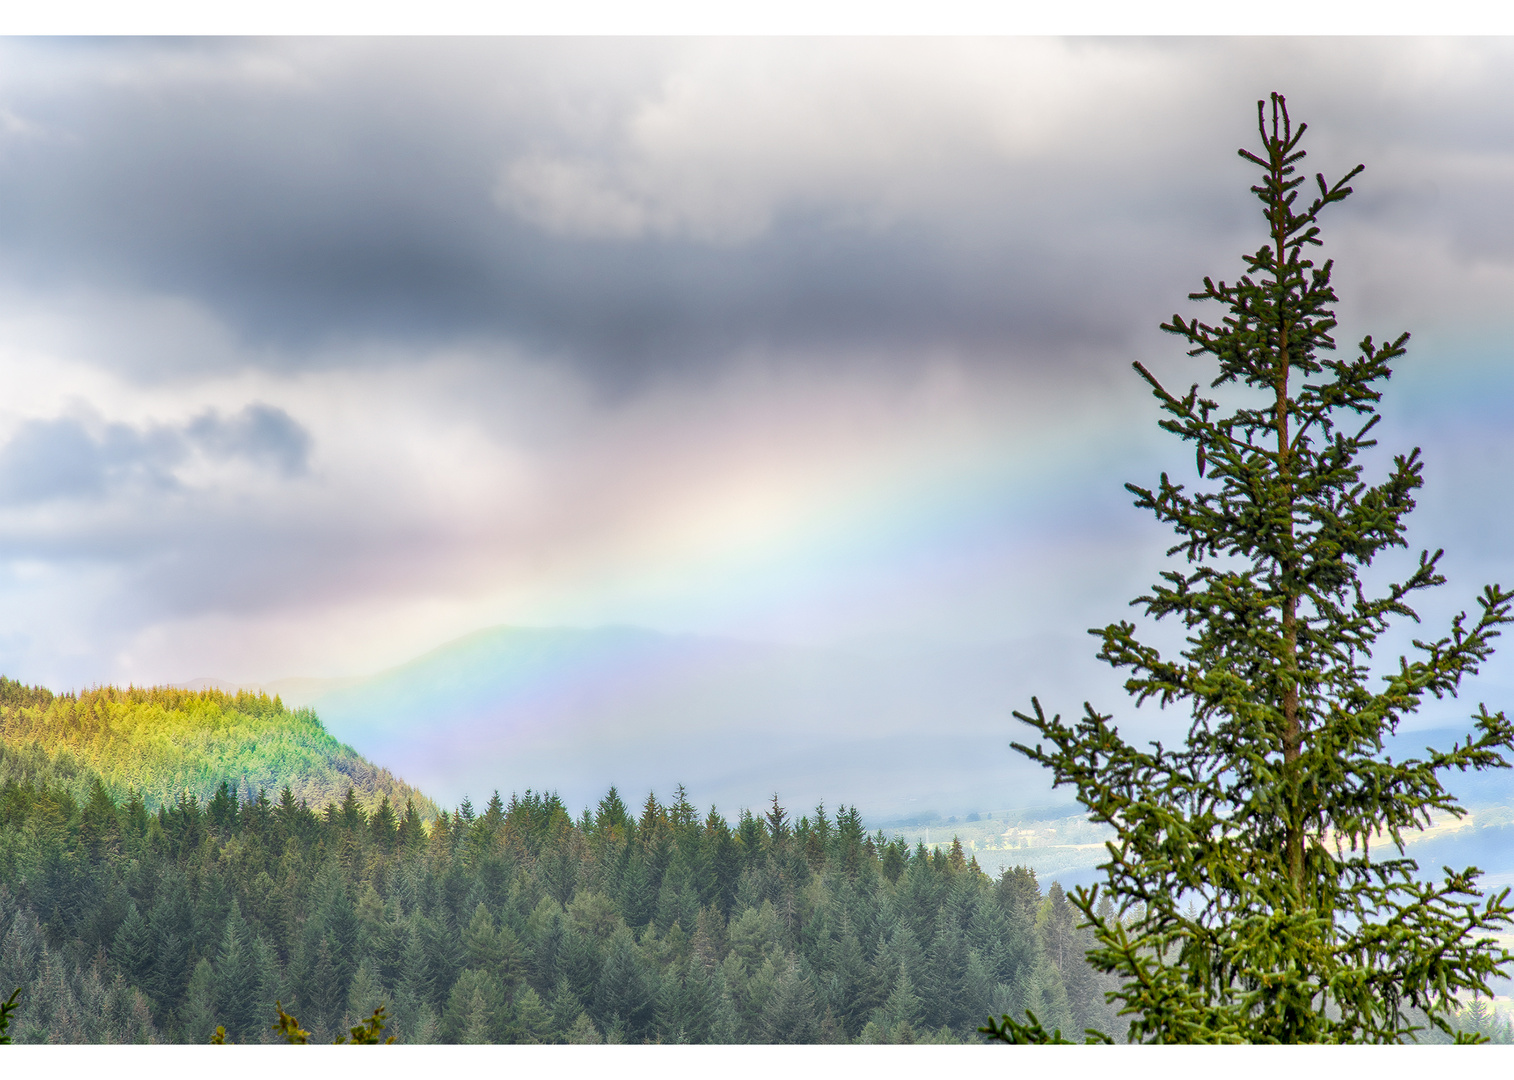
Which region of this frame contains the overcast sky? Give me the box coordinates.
[0,37,1510,716]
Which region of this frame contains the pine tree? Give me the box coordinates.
[564,1010,602,1043]
[876,968,923,1036]
[178,958,218,1043]
[509,984,553,1043]
[306,937,345,1037]
[559,921,605,1006]
[764,795,790,846]
[442,968,506,1043]
[549,974,586,1034]
[147,877,193,1011]
[398,798,427,854]
[995,93,1514,1044]
[619,857,655,929]
[109,903,154,992]
[760,955,821,1043]
[344,957,384,1031]
[825,929,872,1038]
[459,985,493,1044]
[706,967,741,1044]
[369,796,399,853]
[146,930,187,1015]
[463,902,503,969]
[592,926,656,1040]
[250,935,282,1040]
[213,901,258,1041]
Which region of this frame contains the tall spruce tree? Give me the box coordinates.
[989,93,1514,1044]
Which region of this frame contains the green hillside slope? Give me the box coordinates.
[0,677,438,819]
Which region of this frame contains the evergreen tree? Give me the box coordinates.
[592,926,656,1040]
[705,967,741,1044]
[764,795,790,846]
[594,786,633,839]
[558,922,604,1007]
[924,909,969,1030]
[509,984,553,1043]
[530,902,567,993]
[109,904,153,992]
[146,930,188,1015]
[549,974,587,1035]
[997,94,1514,1044]
[824,929,873,1038]
[458,985,493,1044]
[398,799,427,854]
[178,958,218,1043]
[618,857,655,929]
[212,901,258,1041]
[370,795,399,853]
[306,937,346,1038]
[250,935,282,1039]
[760,955,822,1043]
[146,876,193,1011]
[876,967,923,1035]
[344,957,384,1031]
[462,902,504,969]
[442,968,506,1043]
[564,1010,602,1043]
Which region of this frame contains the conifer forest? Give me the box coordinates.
[0,689,1122,1044]
[3,48,1514,1049]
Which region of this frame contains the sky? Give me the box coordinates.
[0,37,1512,750]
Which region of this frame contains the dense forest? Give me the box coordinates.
[0,679,1509,1044]
[0,681,437,819]
[0,756,1131,1043]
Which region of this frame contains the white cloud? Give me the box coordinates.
[495,39,1190,243]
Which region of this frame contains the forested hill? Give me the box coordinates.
[0,778,1123,1044]
[0,678,438,820]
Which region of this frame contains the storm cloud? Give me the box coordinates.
[0,36,1508,725]
[0,38,1508,387]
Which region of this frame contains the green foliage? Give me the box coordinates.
[1001,94,1514,1044]
[336,1006,396,1044]
[0,679,438,819]
[0,987,17,1044]
[981,1007,1113,1045]
[0,773,1097,1043]
[272,1000,311,1043]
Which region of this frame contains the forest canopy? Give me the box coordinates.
[0,749,1127,1044]
[0,678,436,820]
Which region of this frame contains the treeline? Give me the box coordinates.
[0,679,437,819]
[0,771,1123,1043]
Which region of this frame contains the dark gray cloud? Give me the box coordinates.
[0,403,310,506]
[0,416,181,503]
[1,39,1506,393]
[187,403,311,477]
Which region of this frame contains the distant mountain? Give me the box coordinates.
[288,624,1074,820]
[0,678,438,818]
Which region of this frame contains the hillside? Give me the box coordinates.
[0,677,438,819]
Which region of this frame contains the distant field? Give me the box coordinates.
[876,807,1113,887]
[878,802,1514,893]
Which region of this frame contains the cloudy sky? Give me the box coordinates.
[0,37,1511,727]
